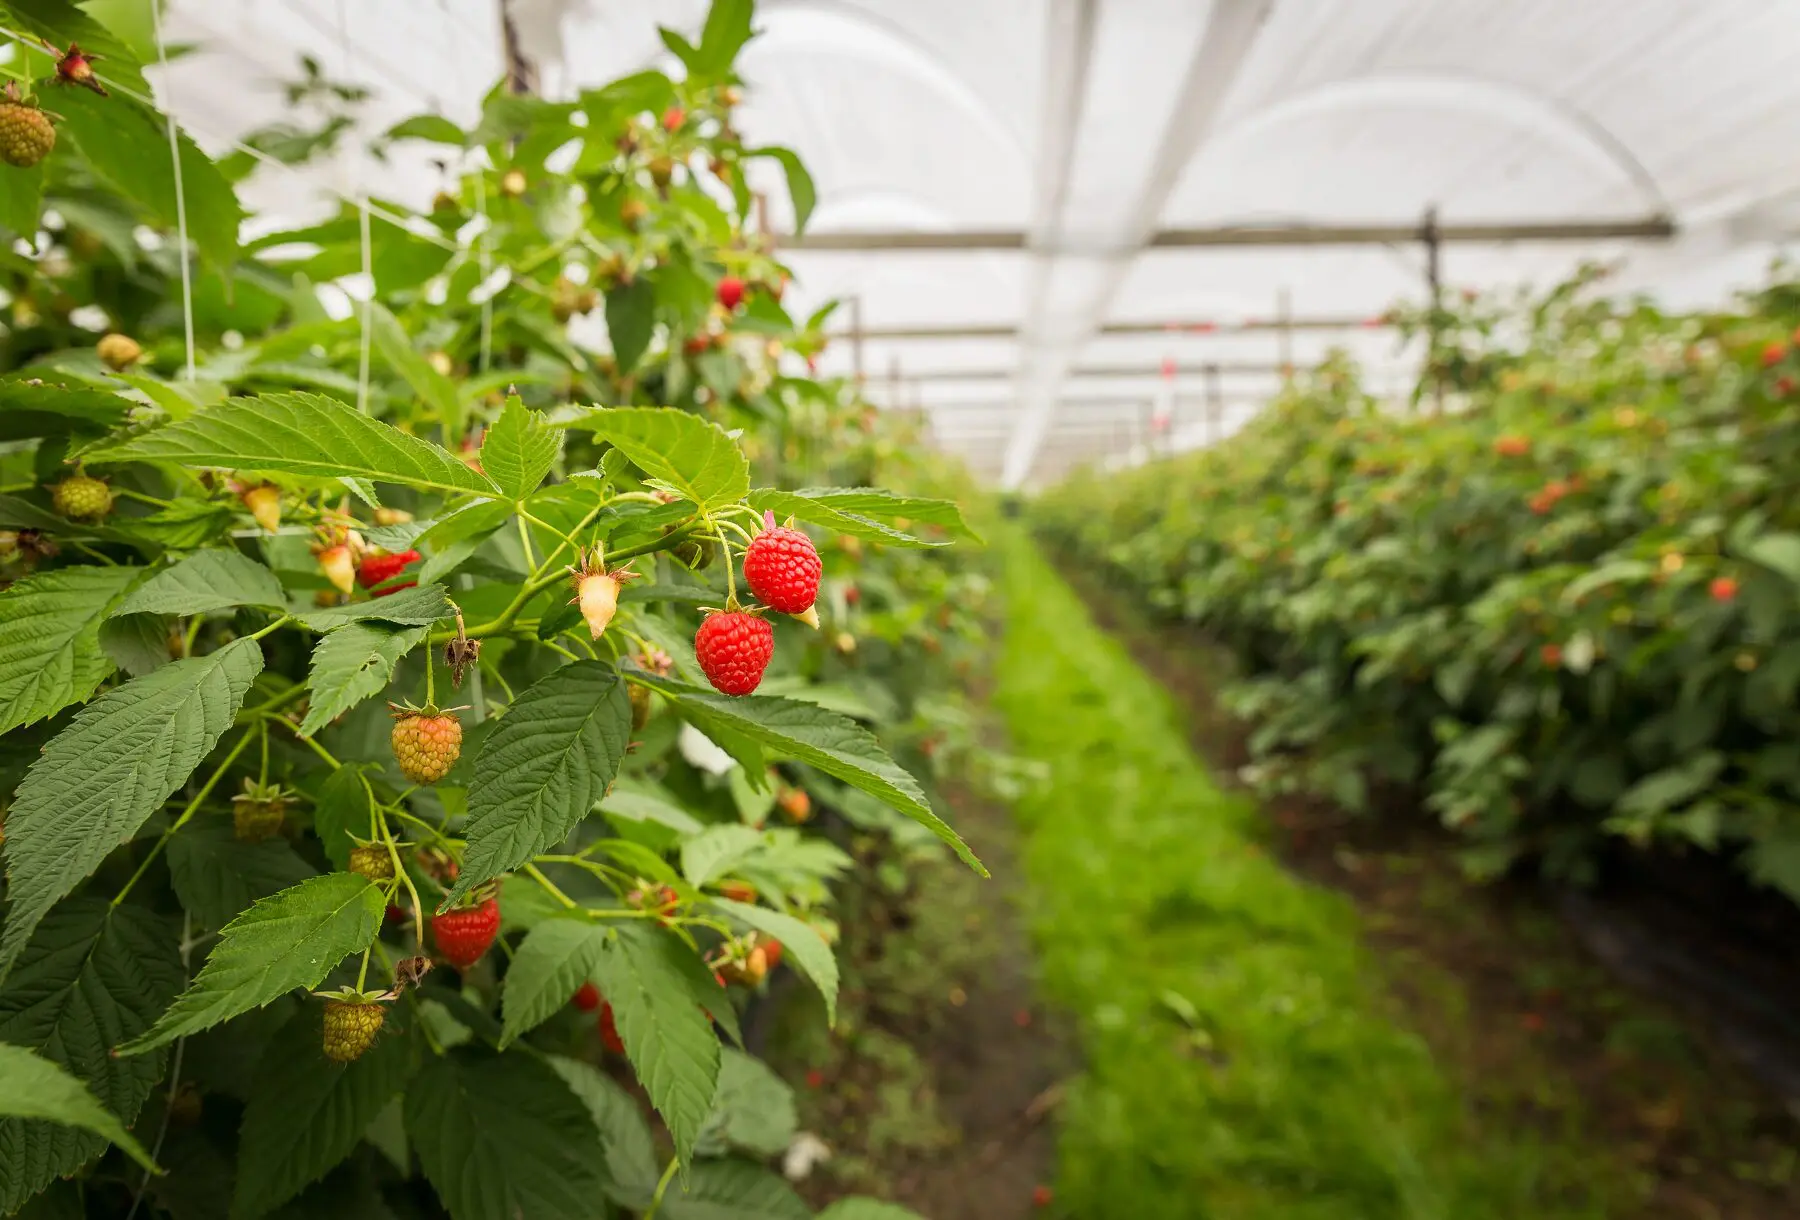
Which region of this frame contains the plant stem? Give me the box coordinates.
[279,723,343,770]
[424,639,437,707]
[642,1157,681,1220]
[523,863,577,908]
[113,729,257,906]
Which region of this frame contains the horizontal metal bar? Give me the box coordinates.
[829,315,1385,341]
[904,360,1358,383]
[784,215,1676,253]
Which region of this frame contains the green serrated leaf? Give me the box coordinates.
[660,1158,811,1220]
[693,0,756,76]
[369,303,465,446]
[98,612,172,677]
[0,564,140,734]
[231,1005,419,1219]
[0,901,181,1214]
[748,487,977,544]
[54,89,240,271]
[167,817,318,930]
[312,764,378,872]
[698,1049,795,1160]
[292,584,452,632]
[631,670,985,877]
[112,549,286,618]
[298,624,427,736]
[0,1045,158,1175]
[85,391,496,496]
[748,146,814,235]
[711,897,837,1025]
[119,873,384,1055]
[680,825,765,889]
[604,275,657,374]
[0,377,132,440]
[545,1056,660,1208]
[589,924,722,1164]
[404,1052,607,1220]
[571,408,748,511]
[447,662,632,906]
[483,396,563,500]
[816,1200,929,1220]
[0,637,265,980]
[499,918,609,1048]
[384,114,466,145]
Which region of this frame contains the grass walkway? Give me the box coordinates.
[993,533,1611,1220]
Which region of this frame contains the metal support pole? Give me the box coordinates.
[1277,286,1293,384]
[1423,206,1445,416]
[849,295,865,388]
[1204,362,1223,448]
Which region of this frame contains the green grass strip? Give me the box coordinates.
[994,532,1610,1220]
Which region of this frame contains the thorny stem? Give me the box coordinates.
[113,728,258,907]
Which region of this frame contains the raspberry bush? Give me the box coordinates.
[0,3,985,1216]
[1040,267,1800,897]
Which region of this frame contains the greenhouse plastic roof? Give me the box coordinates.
[151,0,1800,486]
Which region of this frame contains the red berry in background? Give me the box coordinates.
[357,548,420,589]
[844,584,861,607]
[805,1069,825,1089]
[573,981,600,1012]
[695,610,774,696]
[743,514,822,614]
[430,897,500,970]
[1778,377,1795,398]
[1763,340,1787,368]
[762,939,784,971]
[1032,1185,1054,1208]
[1711,576,1739,603]
[717,276,745,311]
[1540,643,1563,669]
[372,579,418,599]
[662,105,685,132]
[599,1002,625,1054]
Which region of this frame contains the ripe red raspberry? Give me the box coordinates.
[0,94,55,169]
[390,706,462,784]
[431,896,500,969]
[357,548,420,589]
[695,611,774,696]
[1711,576,1739,603]
[322,998,386,1062]
[372,580,417,600]
[743,515,821,614]
[51,475,112,521]
[573,981,600,1011]
[717,276,745,311]
[1763,340,1788,369]
[599,1002,625,1054]
[762,939,784,971]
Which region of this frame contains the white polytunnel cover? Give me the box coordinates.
[147,0,1800,486]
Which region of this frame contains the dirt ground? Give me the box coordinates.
[760,780,1074,1220]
